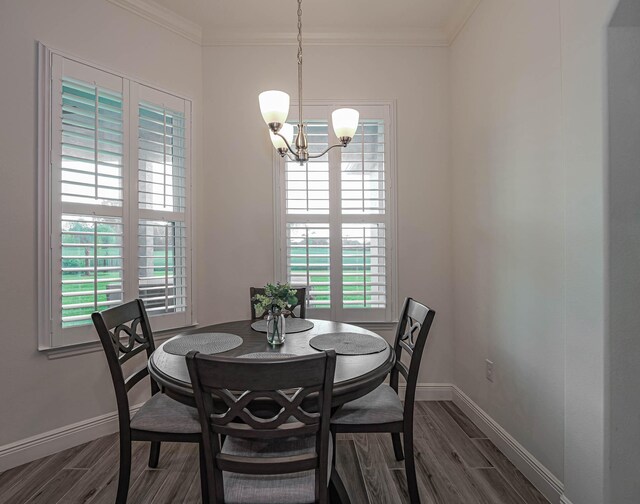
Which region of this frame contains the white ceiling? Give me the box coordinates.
[137,0,481,46]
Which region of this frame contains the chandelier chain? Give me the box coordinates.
[297,0,303,129]
[260,0,357,164]
[297,0,303,66]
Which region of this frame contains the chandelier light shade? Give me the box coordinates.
[259,0,360,164]
[270,123,294,155]
[259,90,290,129]
[332,108,360,142]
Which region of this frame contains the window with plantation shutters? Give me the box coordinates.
[276,104,396,323]
[136,90,189,326]
[40,47,193,349]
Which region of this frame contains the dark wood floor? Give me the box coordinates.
[0,401,549,504]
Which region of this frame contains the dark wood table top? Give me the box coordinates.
[148,319,395,407]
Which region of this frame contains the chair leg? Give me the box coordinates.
[148,441,161,468]
[331,426,338,468]
[199,442,210,504]
[116,437,132,504]
[403,429,420,504]
[391,432,404,461]
[329,466,351,504]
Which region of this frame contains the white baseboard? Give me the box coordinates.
[399,382,454,401]
[0,404,142,473]
[451,385,564,504]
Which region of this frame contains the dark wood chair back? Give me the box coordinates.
[92,299,158,432]
[186,351,336,504]
[250,286,307,319]
[389,298,436,419]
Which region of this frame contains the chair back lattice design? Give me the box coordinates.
[186,351,336,504]
[390,298,436,416]
[250,286,307,319]
[92,299,158,428]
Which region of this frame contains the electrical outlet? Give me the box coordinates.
[486,359,494,382]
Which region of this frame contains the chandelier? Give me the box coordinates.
[259,0,359,165]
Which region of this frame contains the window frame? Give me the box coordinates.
[273,100,398,323]
[38,43,195,350]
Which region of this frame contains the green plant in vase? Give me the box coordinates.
[252,282,298,345]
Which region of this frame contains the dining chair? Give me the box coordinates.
[250,286,307,319]
[186,350,336,504]
[330,297,435,504]
[92,299,207,504]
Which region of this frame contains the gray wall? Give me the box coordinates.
[450,0,565,480]
[608,4,640,501]
[451,0,618,501]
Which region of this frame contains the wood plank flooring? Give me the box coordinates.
[0,401,549,504]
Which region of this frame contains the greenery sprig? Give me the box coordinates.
[252,282,298,316]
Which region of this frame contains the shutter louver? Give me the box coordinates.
[138,220,187,315]
[341,121,385,215]
[286,223,331,308]
[342,223,386,308]
[138,102,186,213]
[61,78,124,207]
[61,215,124,327]
[286,122,330,215]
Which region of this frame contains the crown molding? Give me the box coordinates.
[107,0,202,44]
[445,0,483,45]
[202,30,450,48]
[108,0,482,48]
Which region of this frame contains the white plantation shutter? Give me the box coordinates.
[284,119,332,309]
[49,56,126,346]
[277,104,395,322]
[339,119,389,320]
[135,86,191,329]
[41,48,193,348]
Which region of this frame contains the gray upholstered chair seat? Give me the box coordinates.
[130,393,200,434]
[221,434,333,504]
[330,384,404,425]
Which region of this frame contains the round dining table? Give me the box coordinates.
[147,318,395,504]
[148,318,395,408]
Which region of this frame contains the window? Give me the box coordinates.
[39,47,193,348]
[275,103,396,322]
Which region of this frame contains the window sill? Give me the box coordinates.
[40,323,199,360]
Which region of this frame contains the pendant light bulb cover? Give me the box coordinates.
[259,90,290,128]
[270,123,294,150]
[332,108,360,140]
